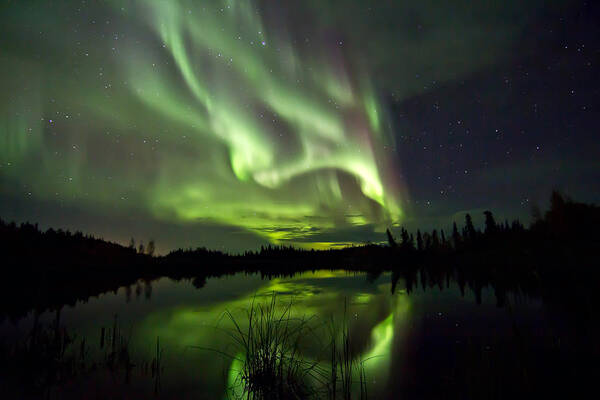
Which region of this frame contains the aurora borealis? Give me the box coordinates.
[1,0,405,249]
[1,0,598,252]
[127,1,404,243]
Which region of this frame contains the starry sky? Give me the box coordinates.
[1,0,598,253]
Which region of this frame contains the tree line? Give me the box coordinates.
[0,190,598,320]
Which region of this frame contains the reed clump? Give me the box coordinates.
[220,295,321,399]
[212,295,371,400]
[327,302,369,400]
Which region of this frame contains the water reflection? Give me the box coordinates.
[1,270,552,399]
[128,271,408,398]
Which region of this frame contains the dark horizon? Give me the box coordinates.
[0,190,574,256]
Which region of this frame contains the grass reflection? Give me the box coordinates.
[172,278,411,399]
[127,271,410,398]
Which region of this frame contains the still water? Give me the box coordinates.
[3,270,552,399]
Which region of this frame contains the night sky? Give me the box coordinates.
[1,0,598,253]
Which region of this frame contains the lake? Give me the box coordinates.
[0,269,583,399]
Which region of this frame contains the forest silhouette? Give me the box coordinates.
[0,190,598,320]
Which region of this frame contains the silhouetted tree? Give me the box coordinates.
[484,210,497,235]
[400,228,412,250]
[511,219,524,232]
[550,190,566,211]
[138,242,145,255]
[146,240,155,257]
[531,203,542,223]
[432,230,440,249]
[128,237,136,250]
[546,190,570,235]
[452,222,461,249]
[423,232,432,250]
[386,229,397,248]
[464,214,476,241]
[416,230,423,252]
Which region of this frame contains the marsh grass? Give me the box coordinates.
[217,295,322,399]
[101,317,165,393]
[328,301,370,400]
[152,336,163,395]
[102,315,134,378]
[1,313,164,398]
[199,295,373,399]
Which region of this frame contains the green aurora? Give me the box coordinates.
[1,0,568,250]
[1,0,404,248]
[125,0,405,244]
